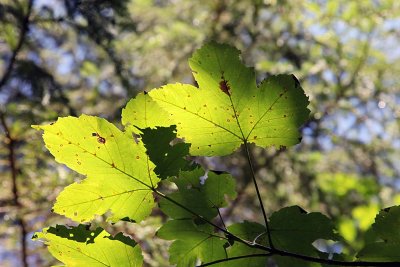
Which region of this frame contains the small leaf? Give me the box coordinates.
[33,115,159,223]
[160,189,217,220]
[140,125,192,179]
[372,206,400,242]
[269,206,340,267]
[157,219,226,267]
[33,225,143,266]
[159,168,236,220]
[357,206,400,261]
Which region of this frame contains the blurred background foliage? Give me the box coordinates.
[0,0,399,266]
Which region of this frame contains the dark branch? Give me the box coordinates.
[0,112,28,267]
[0,0,34,91]
[198,253,272,267]
[271,248,400,267]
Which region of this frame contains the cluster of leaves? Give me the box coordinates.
[33,43,400,266]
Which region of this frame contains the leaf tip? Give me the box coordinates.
[31,124,43,130]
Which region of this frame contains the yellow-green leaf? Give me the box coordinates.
[33,115,159,223]
[149,42,310,156]
[33,225,143,267]
[121,92,171,134]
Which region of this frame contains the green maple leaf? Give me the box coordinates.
[159,168,236,220]
[357,206,400,261]
[269,206,340,267]
[33,225,143,266]
[33,115,159,223]
[139,125,193,179]
[156,219,227,267]
[148,42,310,156]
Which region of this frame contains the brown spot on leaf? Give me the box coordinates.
[93,132,106,144]
[219,79,231,96]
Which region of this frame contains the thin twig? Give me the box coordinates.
[225,92,274,247]
[216,207,227,231]
[200,246,400,267]
[198,253,272,267]
[154,191,238,242]
[268,248,400,267]
[243,141,274,249]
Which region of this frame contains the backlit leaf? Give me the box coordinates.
[121,91,171,134]
[149,42,310,156]
[33,115,159,223]
[33,225,143,267]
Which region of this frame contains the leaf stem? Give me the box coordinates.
[243,140,274,249]
[225,94,274,247]
[197,253,272,267]
[216,207,227,231]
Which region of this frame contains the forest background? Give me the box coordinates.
[0,0,399,266]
